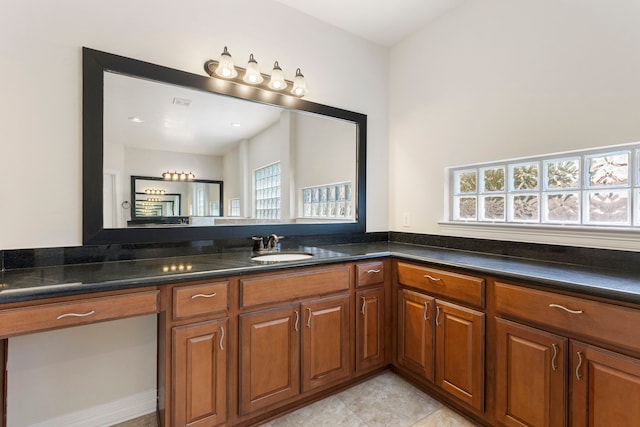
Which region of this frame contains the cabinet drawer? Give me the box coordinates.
[397,262,484,308]
[240,265,351,308]
[173,281,228,320]
[495,282,640,353]
[356,261,384,287]
[0,290,159,338]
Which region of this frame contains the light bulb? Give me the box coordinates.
[243,54,264,84]
[268,61,287,91]
[214,46,238,79]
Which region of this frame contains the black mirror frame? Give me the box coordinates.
[83,47,366,245]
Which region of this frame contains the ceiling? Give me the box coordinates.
[273,0,465,46]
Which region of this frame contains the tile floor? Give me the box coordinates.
[114,371,478,427]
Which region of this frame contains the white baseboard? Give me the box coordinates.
[29,389,156,427]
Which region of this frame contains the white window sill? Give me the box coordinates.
[438,221,640,252]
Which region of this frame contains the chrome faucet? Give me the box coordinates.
[252,234,284,253]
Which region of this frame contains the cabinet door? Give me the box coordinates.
[356,287,385,372]
[495,318,567,427]
[301,294,351,392]
[571,341,640,426]
[397,289,434,381]
[239,306,300,415]
[435,299,485,411]
[173,318,227,427]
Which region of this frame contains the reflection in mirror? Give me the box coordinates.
[83,47,366,245]
[103,71,356,229]
[127,176,223,226]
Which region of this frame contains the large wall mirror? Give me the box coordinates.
[83,47,366,244]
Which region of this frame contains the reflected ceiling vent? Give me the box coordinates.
[173,97,192,107]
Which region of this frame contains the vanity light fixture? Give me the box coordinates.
[243,54,264,84]
[291,68,309,97]
[204,47,308,98]
[268,61,287,91]
[144,189,166,195]
[213,46,238,78]
[162,171,195,181]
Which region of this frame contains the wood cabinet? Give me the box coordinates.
[397,289,434,381]
[495,318,567,427]
[570,341,640,426]
[160,280,230,427]
[173,318,227,427]
[356,287,385,372]
[395,263,486,413]
[239,294,350,415]
[495,281,640,427]
[435,299,484,411]
[239,305,300,415]
[355,260,386,373]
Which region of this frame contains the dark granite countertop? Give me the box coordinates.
[0,242,639,305]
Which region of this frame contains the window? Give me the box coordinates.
[255,162,281,219]
[301,182,352,218]
[228,198,240,217]
[449,143,640,228]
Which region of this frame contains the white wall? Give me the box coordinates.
[0,0,388,250]
[389,0,640,249]
[0,0,388,424]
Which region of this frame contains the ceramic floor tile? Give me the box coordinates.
[411,407,480,427]
[260,395,367,427]
[261,372,445,427]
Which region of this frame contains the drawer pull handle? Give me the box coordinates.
[435,306,441,326]
[219,326,225,351]
[549,303,583,314]
[423,274,443,283]
[192,292,217,299]
[575,351,583,380]
[423,301,429,321]
[57,310,95,320]
[551,344,558,371]
[306,307,312,328]
[361,297,367,315]
[366,269,381,274]
[294,311,299,331]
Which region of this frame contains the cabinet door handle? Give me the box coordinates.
[423,274,443,283]
[549,303,583,314]
[306,307,312,328]
[57,310,95,320]
[423,301,429,321]
[435,306,441,326]
[366,269,381,273]
[575,351,583,380]
[361,297,366,315]
[294,311,299,331]
[192,292,217,299]
[551,344,558,371]
[219,326,225,351]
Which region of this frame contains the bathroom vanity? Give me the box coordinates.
[1,241,639,426]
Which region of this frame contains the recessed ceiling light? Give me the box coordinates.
[231,123,241,127]
[128,116,143,123]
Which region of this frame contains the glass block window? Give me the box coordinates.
[229,198,240,217]
[302,182,352,219]
[255,162,281,220]
[449,143,640,228]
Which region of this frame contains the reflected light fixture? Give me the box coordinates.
[204,47,308,98]
[162,171,195,181]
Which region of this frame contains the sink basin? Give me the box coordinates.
[251,252,314,262]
